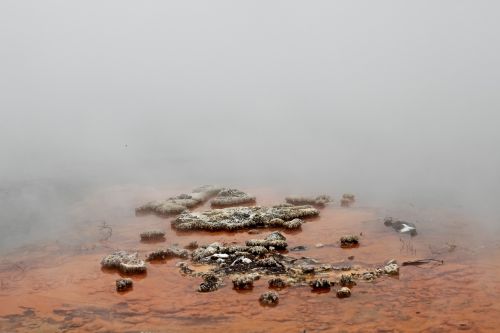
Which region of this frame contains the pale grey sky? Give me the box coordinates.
[1,1,499,247]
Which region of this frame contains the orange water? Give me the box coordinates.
[1,186,499,332]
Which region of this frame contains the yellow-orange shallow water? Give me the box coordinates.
[1,186,500,332]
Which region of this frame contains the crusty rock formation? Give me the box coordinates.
[101,251,146,274]
[136,185,222,216]
[210,188,256,207]
[172,205,319,231]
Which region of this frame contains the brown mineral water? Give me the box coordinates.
[1,186,499,332]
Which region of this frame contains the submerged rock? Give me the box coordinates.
[336,287,351,298]
[146,248,189,261]
[340,194,356,207]
[285,195,332,207]
[290,245,307,252]
[101,251,146,274]
[384,217,417,236]
[198,273,222,292]
[210,188,256,207]
[136,185,222,216]
[140,230,166,241]
[172,205,319,231]
[116,278,133,291]
[340,235,359,248]
[259,291,279,305]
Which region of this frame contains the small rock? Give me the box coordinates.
[348,255,355,260]
[315,243,324,248]
[259,291,279,305]
[116,278,133,291]
[268,277,287,289]
[232,274,258,290]
[198,273,221,292]
[283,218,303,229]
[340,235,359,248]
[309,278,331,290]
[265,231,286,241]
[384,263,399,275]
[339,274,356,286]
[336,287,351,298]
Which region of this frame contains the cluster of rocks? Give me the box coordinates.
[384,217,417,236]
[172,205,318,231]
[106,186,411,304]
[102,230,401,298]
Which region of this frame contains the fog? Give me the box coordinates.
[1,1,500,249]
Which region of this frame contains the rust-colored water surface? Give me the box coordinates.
[1,186,499,332]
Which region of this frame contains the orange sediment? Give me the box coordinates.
[1,187,499,332]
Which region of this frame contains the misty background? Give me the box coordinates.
[1,1,499,249]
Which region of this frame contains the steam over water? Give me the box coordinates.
[0,1,499,248]
[2,1,500,250]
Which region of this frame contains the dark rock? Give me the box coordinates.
[268,277,287,289]
[198,273,221,292]
[116,278,133,291]
[384,217,417,236]
[340,235,359,248]
[309,278,331,290]
[290,245,307,252]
